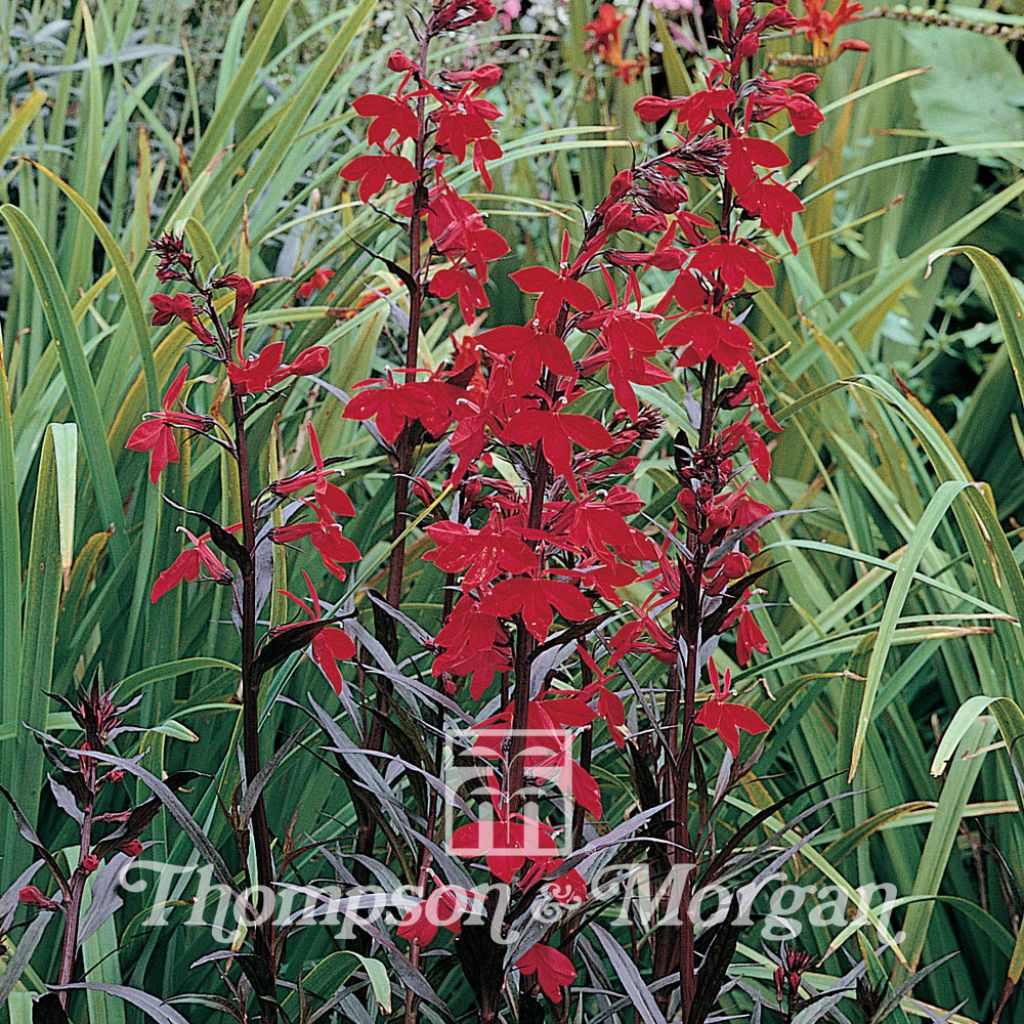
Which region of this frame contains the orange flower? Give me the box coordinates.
[584,4,644,84]
[793,0,870,59]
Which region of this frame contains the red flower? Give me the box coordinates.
[501,405,614,497]
[694,659,769,757]
[433,92,503,189]
[18,886,55,909]
[664,312,756,375]
[151,528,234,603]
[516,944,576,1003]
[735,177,804,253]
[736,608,769,666]
[275,571,355,694]
[227,342,330,395]
[584,4,643,83]
[339,152,418,203]
[82,853,100,874]
[634,88,735,131]
[126,367,212,484]
[430,266,489,325]
[425,511,537,590]
[213,274,255,331]
[749,73,824,136]
[724,136,790,192]
[343,374,459,445]
[792,0,869,58]
[479,576,594,641]
[476,324,576,393]
[510,263,600,323]
[272,424,355,518]
[120,839,144,858]
[396,885,475,946]
[433,596,512,699]
[149,293,215,346]
[297,267,335,300]
[272,500,362,582]
[450,806,558,882]
[688,240,775,294]
[352,93,419,148]
[598,685,627,748]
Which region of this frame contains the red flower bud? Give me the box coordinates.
[287,345,331,377]
[19,886,53,908]
[120,839,144,858]
[412,477,434,505]
[387,50,416,72]
[82,853,100,874]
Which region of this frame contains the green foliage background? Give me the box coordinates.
[4,0,1024,1020]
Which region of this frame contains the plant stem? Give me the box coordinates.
[232,386,279,1022]
[56,765,94,1012]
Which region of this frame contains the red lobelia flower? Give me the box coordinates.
[694,658,769,757]
[271,424,355,518]
[150,528,235,603]
[516,943,576,1003]
[126,366,213,484]
[424,510,538,591]
[227,342,330,395]
[274,571,355,694]
[271,499,361,582]
[478,575,594,641]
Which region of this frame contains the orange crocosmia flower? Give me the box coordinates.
[793,0,870,59]
[584,3,644,83]
[336,285,392,321]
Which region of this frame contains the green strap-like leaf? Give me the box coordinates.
[0,205,128,558]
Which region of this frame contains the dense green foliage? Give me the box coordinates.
[4,1,1024,1021]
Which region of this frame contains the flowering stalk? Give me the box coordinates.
[338,0,845,1015]
[127,238,359,1020]
[6,683,152,1012]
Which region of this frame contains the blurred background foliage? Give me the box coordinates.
[4,0,1024,1021]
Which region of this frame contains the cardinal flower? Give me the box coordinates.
[343,373,460,445]
[149,292,215,346]
[450,805,558,881]
[688,240,775,294]
[425,511,538,590]
[352,93,419,148]
[213,274,255,331]
[476,324,576,393]
[516,944,576,1003]
[695,659,769,757]
[434,596,512,699]
[479,575,594,641]
[126,366,213,484]
[339,152,418,203]
[664,312,757,374]
[274,571,355,694]
[271,500,361,581]
[271,424,355,518]
[430,265,489,324]
[151,528,234,603]
[501,404,613,497]
[227,342,330,395]
[396,885,477,947]
[510,264,600,324]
